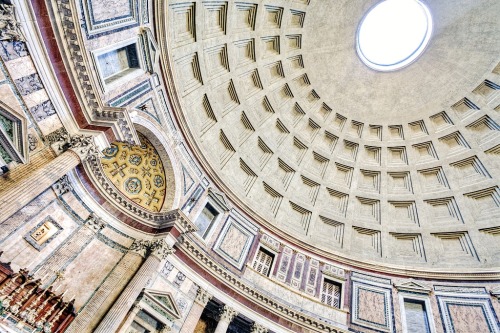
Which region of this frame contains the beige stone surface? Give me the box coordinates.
[57,238,123,309]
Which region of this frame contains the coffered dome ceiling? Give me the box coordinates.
[159,0,500,271]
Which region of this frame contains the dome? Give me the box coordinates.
[0,0,499,332]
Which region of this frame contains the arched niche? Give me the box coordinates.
[100,127,176,213]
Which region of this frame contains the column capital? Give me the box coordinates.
[218,305,238,323]
[130,239,174,259]
[84,213,106,233]
[52,175,73,196]
[251,323,268,333]
[47,128,99,160]
[0,4,25,41]
[194,287,212,306]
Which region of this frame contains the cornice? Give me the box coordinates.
[37,0,138,143]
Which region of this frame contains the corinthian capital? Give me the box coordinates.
[47,128,99,160]
[0,4,25,42]
[251,323,268,333]
[194,287,212,306]
[218,305,238,323]
[130,239,174,259]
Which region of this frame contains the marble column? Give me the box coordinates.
[0,134,97,223]
[214,305,238,333]
[251,323,268,333]
[94,239,173,333]
[0,149,80,222]
[116,304,142,333]
[179,287,212,333]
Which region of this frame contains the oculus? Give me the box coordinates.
[356,0,433,71]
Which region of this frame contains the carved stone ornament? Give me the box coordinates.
[159,325,172,333]
[251,323,268,333]
[0,4,25,42]
[52,175,73,196]
[218,305,238,323]
[130,239,174,259]
[84,213,106,232]
[47,128,99,160]
[194,287,212,306]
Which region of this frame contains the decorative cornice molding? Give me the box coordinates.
[176,235,348,333]
[0,4,25,41]
[47,0,137,143]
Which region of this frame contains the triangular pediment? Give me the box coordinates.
[394,280,432,294]
[141,289,182,322]
[208,187,231,211]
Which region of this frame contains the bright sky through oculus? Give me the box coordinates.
[357,0,433,71]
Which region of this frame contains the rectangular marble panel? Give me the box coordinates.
[213,216,255,269]
[352,280,394,332]
[437,295,499,333]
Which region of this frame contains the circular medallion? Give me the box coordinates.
[154,175,164,188]
[124,177,142,194]
[102,144,118,158]
[129,154,142,166]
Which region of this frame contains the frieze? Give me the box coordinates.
[434,285,487,294]
[260,234,280,252]
[322,264,347,281]
[177,235,348,333]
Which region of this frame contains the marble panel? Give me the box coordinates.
[351,280,394,332]
[23,88,49,109]
[30,99,56,122]
[82,0,139,36]
[0,199,79,271]
[7,57,36,80]
[213,216,255,269]
[14,73,43,96]
[0,41,28,61]
[437,295,499,333]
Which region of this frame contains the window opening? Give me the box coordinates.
[195,203,219,238]
[252,247,275,277]
[403,299,431,333]
[320,279,342,308]
[97,43,140,85]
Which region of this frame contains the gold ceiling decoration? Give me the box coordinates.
[101,133,166,212]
